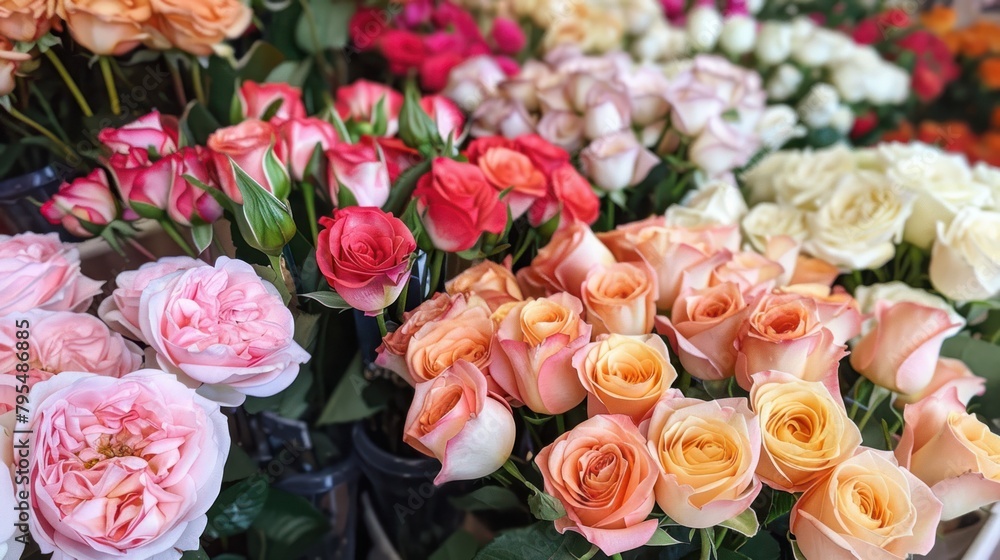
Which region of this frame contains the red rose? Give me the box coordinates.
[41,168,118,237]
[349,7,388,51]
[238,81,306,124]
[514,134,572,175]
[98,110,179,156]
[316,207,416,316]
[413,157,508,253]
[851,19,880,45]
[420,52,465,92]
[380,29,427,74]
[850,111,878,139]
[207,119,287,203]
[491,17,525,55]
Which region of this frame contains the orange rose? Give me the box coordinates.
[921,6,956,36]
[517,221,615,299]
[63,0,151,55]
[0,0,54,41]
[979,58,1000,90]
[404,296,495,384]
[446,257,523,312]
[473,146,547,218]
[147,0,251,56]
[574,333,676,423]
[581,262,657,337]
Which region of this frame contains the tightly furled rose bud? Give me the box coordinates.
[404,361,515,485]
[517,221,615,299]
[98,110,179,156]
[326,143,391,208]
[575,334,676,423]
[207,119,286,204]
[491,293,591,414]
[445,258,523,312]
[41,169,119,237]
[581,262,657,337]
[132,146,224,225]
[238,81,306,124]
[0,233,102,314]
[413,158,509,253]
[335,80,404,136]
[643,391,762,528]
[277,117,340,181]
[750,371,862,492]
[147,0,251,56]
[536,414,659,556]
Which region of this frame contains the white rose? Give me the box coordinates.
[803,171,915,270]
[740,150,791,205]
[854,282,966,336]
[665,180,748,228]
[633,21,673,61]
[868,61,910,105]
[755,21,793,66]
[766,64,802,101]
[886,148,993,249]
[830,105,855,135]
[772,145,858,210]
[741,202,808,252]
[756,104,805,150]
[973,161,1000,210]
[620,0,662,35]
[829,47,882,103]
[790,19,837,67]
[686,5,723,52]
[747,0,764,13]
[719,15,757,57]
[930,208,1000,301]
[443,55,509,113]
[797,83,840,129]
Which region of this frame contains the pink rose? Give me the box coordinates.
[420,95,466,143]
[131,146,224,225]
[403,360,515,484]
[139,256,310,404]
[316,207,415,316]
[0,310,142,385]
[98,256,206,342]
[688,118,760,177]
[207,119,288,204]
[536,111,585,152]
[536,414,659,556]
[490,293,592,414]
[667,54,765,136]
[735,291,847,393]
[643,391,762,528]
[710,250,784,299]
[98,110,179,156]
[335,79,404,136]
[517,221,615,299]
[412,157,509,253]
[105,146,151,205]
[277,117,341,181]
[527,162,600,227]
[896,387,1000,520]
[237,81,306,124]
[580,131,659,192]
[21,369,228,560]
[656,281,750,381]
[326,143,391,208]
[471,98,536,139]
[443,55,508,112]
[490,17,525,55]
[0,232,102,314]
[792,448,941,560]
[40,168,119,237]
[895,357,985,407]
[366,136,421,181]
[778,283,862,346]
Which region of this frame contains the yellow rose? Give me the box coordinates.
[574,333,676,423]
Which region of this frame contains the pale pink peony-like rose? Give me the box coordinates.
[0,232,102,315]
[20,369,229,560]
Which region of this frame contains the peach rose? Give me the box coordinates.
[63,0,150,55]
[896,387,1000,520]
[490,293,591,414]
[643,391,762,528]
[574,334,676,423]
[655,281,750,381]
[735,291,847,393]
[376,293,469,381]
[536,414,659,556]
[0,0,53,41]
[750,371,862,492]
[894,357,985,407]
[790,255,840,287]
[404,361,515,485]
[445,257,523,312]
[470,145,547,218]
[710,250,784,298]
[147,0,252,56]
[850,300,961,395]
[517,221,615,299]
[581,262,657,337]
[0,38,30,97]
[405,297,495,385]
[779,283,862,346]
[791,448,942,560]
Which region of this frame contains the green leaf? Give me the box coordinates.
[223,442,259,482]
[249,488,328,560]
[398,79,442,150]
[429,530,479,560]
[450,486,523,512]
[293,313,322,349]
[294,0,355,53]
[336,182,359,209]
[474,523,590,560]
[205,475,270,539]
[371,95,388,138]
[236,42,287,82]
[299,291,352,309]
[527,490,566,522]
[316,352,385,424]
[942,335,1000,421]
[192,223,214,254]
[738,531,781,559]
[212,555,248,560]
[180,548,210,560]
[765,491,797,527]
[719,508,759,537]
[384,158,432,217]
[263,146,291,200]
[260,98,286,123]
[232,157,296,256]
[718,550,753,560]
[180,101,223,146]
[645,528,682,546]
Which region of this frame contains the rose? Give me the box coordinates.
[277,118,340,182]
[375,293,465,380]
[790,255,840,287]
[412,158,509,253]
[750,371,862,492]
[777,283,862,346]
[335,79,404,136]
[41,169,119,237]
[689,118,759,177]
[63,0,150,55]
[536,111,585,152]
[796,83,840,129]
[0,413,23,559]
[575,334,676,423]
[791,448,941,560]
[0,232,102,314]
[445,258,523,312]
[147,0,251,56]
[237,81,306,124]
[131,146,224,225]
[743,146,857,210]
[443,55,509,112]
[643,391,762,528]
[0,39,29,96]
[929,208,1000,301]
[850,300,960,395]
[368,136,420,181]
[667,54,765,136]
[665,181,748,230]
[581,262,657,337]
[98,110,179,156]
[105,147,151,205]
[720,14,756,56]
[20,369,229,560]
[580,131,659,192]
[854,281,966,335]
[404,360,515,485]
[420,95,466,143]
[467,141,547,218]
[536,414,659,556]
[515,134,572,175]
[326,143,391,208]
[471,98,536,139]
[755,22,792,65]
[896,388,1000,520]
[490,293,591,414]
[98,256,206,342]
[755,104,805,150]
[0,310,142,384]
[140,257,310,404]
[583,84,631,140]
[656,281,749,381]
[895,357,985,408]
[207,119,288,203]
[517,222,615,299]
[0,0,52,41]
[686,5,723,50]
[316,207,415,316]
[527,162,600,227]
[740,203,807,253]
[405,298,495,385]
[710,252,784,298]
[735,292,847,393]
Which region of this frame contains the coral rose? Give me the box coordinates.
[413,158,509,253]
[404,297,495,385]
[445,257,523,312]
[207,119,287,204]
[517,221,615,299]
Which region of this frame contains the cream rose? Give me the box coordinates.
[574,334,676,423]
[446,258,523,312]
[740,203,808,253]
[581,262,657,337]
[665,181,748,229]
[929,208,1000,301]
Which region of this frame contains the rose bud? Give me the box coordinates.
[237,81,306,124]
[326,143,391,208]
[207,119,288,203]
[97,110,179,156]
[277,117,340,181]
[335,79,404,136]
[41,169,119,237]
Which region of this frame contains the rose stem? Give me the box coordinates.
[99,57,121,115]
[44,50,92,117]
[159,219,197,257]
[190,58,207,106]
[375,311,388,338]
[302,181,319,243]
[165,57,188,107]
[395,272,410,322]
[428,250,444,297]
[699,529,713,560]
[4,105,75,160]
[126,237,158,262]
